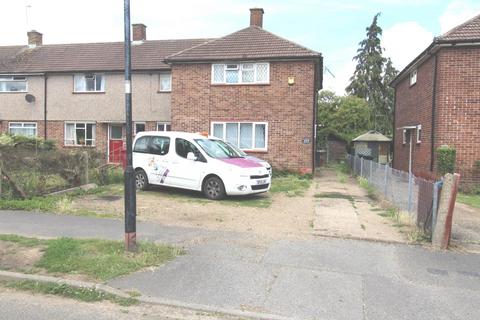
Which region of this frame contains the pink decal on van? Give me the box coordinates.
[220,158,263,168]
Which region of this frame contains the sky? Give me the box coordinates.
[0,0,479,94]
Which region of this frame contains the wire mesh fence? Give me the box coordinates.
[347,154,440,231]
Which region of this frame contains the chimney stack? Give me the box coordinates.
[132,23,147,41]
[250,8,264,28]
[27,30,42,47]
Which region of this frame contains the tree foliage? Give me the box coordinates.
[317,90,372,146]
[346,13,398,135]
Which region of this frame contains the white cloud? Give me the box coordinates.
[439,0,480,34]
[383,21,433,71]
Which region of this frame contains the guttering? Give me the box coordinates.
[164,55,322,65]
[390,40,480,87]
[430,54,438,171]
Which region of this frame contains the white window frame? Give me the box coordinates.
[211,62,270,85]
[158,72,172,92]
[64,122,96,146]
[409,69,417,86]
[210,121,268,151]
[156,122,171,132]
[0,76,27,93]
[8,122,37,137]
[134,122,146,135]
[416,125,422,144]
[73,73,105,93]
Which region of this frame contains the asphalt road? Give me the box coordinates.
[1,210,480,320]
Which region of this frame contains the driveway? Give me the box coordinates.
[452,202,480,253]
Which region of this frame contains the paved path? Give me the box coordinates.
[1,210,480,320]
[452,202,480,253]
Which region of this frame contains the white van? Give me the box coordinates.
[132,131,271,200]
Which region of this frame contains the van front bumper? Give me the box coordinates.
[225,176,271,195]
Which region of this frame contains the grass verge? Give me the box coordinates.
[456,193,480,208]
[0,235,183,281]
[2,280,138,306]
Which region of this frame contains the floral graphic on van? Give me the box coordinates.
[148,157,169,184]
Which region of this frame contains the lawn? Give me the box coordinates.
[0,234,183,281]
[457,193,480,208]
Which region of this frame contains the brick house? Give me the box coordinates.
[0,8,322,173]
[391,14,480,188]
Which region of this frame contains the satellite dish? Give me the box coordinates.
[25,94,35,103]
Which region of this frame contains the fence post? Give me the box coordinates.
[83,151,89,185]
[369,160,373,183]
[384,164,388,196]
[408,172,413,212]
[360,157,364,177]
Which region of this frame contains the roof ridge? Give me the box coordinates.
[439,11,480,39]
[165,27,251,60]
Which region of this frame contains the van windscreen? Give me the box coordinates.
[194,139,243,159]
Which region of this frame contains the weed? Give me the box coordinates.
[456,193,480,209]
[4,280,138,306]
[360,224,366,230]
[357,177,378,200]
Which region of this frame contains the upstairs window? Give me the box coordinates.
[74,73,105,92]
[0,76,27,92]
[409,69,417,86]
[212,63,269,84]
[159,72,172,92]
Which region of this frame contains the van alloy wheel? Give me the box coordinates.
[135,170,149,190]
[204,176,226,200]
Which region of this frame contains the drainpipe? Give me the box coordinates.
[391,87,396,167]
[44,74,48,140]
[430,54,438,171]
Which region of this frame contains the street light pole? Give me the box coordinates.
[123,0,137,252]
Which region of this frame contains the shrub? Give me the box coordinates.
[0,134,56,150]
[436,145,456,176]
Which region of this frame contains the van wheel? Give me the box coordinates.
[203,176,226,200]
[135,169,149,191]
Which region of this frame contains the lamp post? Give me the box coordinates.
[123,0,137,252]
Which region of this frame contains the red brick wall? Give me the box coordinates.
[393,55,435,177]
[435,47,480,188]
[170,61,316,173]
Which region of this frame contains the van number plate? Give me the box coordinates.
[257,179,268,185]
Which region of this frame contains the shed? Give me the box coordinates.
[352,131,391,164]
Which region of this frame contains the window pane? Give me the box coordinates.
[239,123,253,149]
[156,124,165,131]
[166,124,171,131]
[95,75,104,91]
[135,123,145,133]
[225,123,238,145]
[213,123,223,139]
[256,63,269,82]
[65,124,75,145]
[86,124,95,140]
[134,136,150,153]
[76,127,86,145]
[242,69,254,83]
[85,77,95,91]
[254,124,266,149]
[212,64,224,83]
[9,123,36,137]
[226,70,239,84]
[2,81,27,92]
[151,136,170,155]
[74,75,85,91]
[175,138,199,158]
[159,73,171,91]
[110,125,122,139]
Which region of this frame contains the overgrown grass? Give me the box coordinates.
[328,161,350,183]
[3,280,138,306]
[357,177,378,200]
[457,193,480,208]
[0,235,183,281]
[270,174,312,197]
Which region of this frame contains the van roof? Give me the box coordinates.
[134,131,218,140]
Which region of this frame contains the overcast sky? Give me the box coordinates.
[1,0,479,94]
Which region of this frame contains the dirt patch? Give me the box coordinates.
[0,241,44,271]
[451,202,480,253]
[72,185,316,240]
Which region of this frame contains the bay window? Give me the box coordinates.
[74,74,105,92]
[65,122,96,146]
[211,122,267,151]
[212,62,269,84]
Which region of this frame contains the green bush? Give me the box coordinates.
[0,134,56,150]
[436,145,456,176]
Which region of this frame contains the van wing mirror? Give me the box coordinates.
[186,152,197,161]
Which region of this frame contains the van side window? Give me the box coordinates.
[133,136,150,153]
[176,138,204,161]
[150,136,170,155]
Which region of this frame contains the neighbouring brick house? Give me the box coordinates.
[391,13,480,188]
[0,8,322,173]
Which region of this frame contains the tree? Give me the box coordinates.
[346,13,398,135]
[317,90,372,147]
